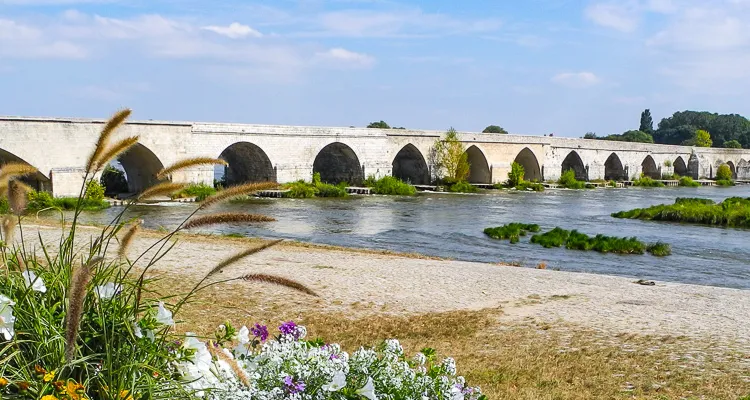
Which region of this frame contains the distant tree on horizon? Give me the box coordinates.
[583,132,597,139]
[654,111,750,148]
[367,120,391,129]
[724,139,742,149]
[640,109,654,134]
[482,125,508,134]
[598,130,654,143]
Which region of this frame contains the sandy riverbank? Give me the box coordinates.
[15,222,750,352]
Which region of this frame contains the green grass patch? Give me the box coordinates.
[558,170,590,190]
[529,227,570,248]
[26,190,109,212]
[281,177,349,198]
[529,227,669,256]
[172,183,217,201]
[363,176,416,195]
[612,197,750,227]
[716,179,735,187]
[447,181,479,193]
[646,242,672,257]
[632,176,666,187]
[678,176,700,187]
[484,223,541,244]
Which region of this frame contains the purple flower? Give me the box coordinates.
[251,323,269,342]
[283,376,306,394]
[279,321,297,336]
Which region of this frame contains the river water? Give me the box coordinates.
[76,186,750,290]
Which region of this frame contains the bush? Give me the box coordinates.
[283,180,317,198]
[363,175,416,196]
[484,223,540,243]
[26,190,110,212]
[647,242,672,256]
[100,164,128,195]
[632,175,666,187]
[558,169,588,189]
[315,182,349,197]
[173,183,217,201]
[678,176,700,187]
[613,197,750,227]
[282,175,349,198]
[716,164,733,181]
[448,181,478,193]
[515,181,545,192]
[716,179,735,186]
[85,179,106,201]
[507,162,525,187]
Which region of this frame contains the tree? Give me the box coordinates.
[683,129,712,147]
[432,128,470,183]
[367,121,391,129]
[482,125,508,134]
[583,132,598,139]
[599,130,653,143]
[717,164,733,181]
[639,109,654,134]
[508,162,525,187]
[724,140,742,149]
[654,111,750,148]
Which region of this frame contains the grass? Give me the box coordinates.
[530,227,668,256]
[363,175,416,195]
[156,276,750,400]
[484,223,541,244]
[281,178,349,198]
[632,175,666,187]
[447,181,479,193]
[558,170,590,190]
[679,176,700,187]
[612,197,750,228]
[717,179,736,187]
[172,183,217,201]
[26,190,110,212]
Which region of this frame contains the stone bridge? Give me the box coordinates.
[1,116,749,197]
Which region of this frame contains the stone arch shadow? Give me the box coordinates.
[313,142,364,185]
[464,145,491,184]
[117,143,165,193]
[219,142,276,186]
[561,151,587,181]
[513,147,542,182]
[641,155,659,179]
[726,161,737,179]
[0,148,50,191]
[674,156,688,176]
[392,144,429,185]
[604,153,626,181]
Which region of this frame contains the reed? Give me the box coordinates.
[184,213,276,229]
[86,109,132,172]
[157,158,227,180]
[200,182,279,208]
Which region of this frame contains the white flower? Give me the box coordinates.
[146,329,155,342]
[413,352,427,366]
[94,283,122,300]
[322,370,347,391]
[451,386,465,400]
[22,271,46,293]
[156,301,174,326]
[356,377,377,400]
[442,357,457,376]
[234,326,251,357]
[133,323,143,338]
[182,333,212,372]
[0,294,16,340]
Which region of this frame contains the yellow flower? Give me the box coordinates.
[43,370,56,382]
[41,395,58,400]
[119,390,133,400]
[0,377,8,388]
[66,381,85,400]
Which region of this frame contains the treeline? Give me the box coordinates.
[585,109,748,149]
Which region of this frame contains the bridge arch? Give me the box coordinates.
[392,144,429,185]
[688,153,700,179]
[641,155,659,179]
[726,161,737,179]
[219,142,276,186]
[561,151,587,181]
[313,142,364,185]
[464,145,491,184]
[674,156,688,176]
[116,143,164,194]
[513,148,542,182]
[0,148,50,191]
[604,153,626,181]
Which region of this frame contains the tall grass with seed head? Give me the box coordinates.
[0,109,313,400]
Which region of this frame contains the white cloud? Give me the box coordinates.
[202,23,262,39]
[551,72,601,87]
[584,2,640,32]
[0,18,87,58]
[314,48,375,68]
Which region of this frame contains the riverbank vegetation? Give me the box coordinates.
[716,164,735,186]
[612,197,750,227]
[632,175,666,187]
[484,223,540,243]
[432,128,478,193]
[496,162,545,192]
[528,227,669,256]
[1,180,110,213]
[172,182,217,201]
[363,175,416,195]
[281,173,348,198]
[558,169,592,189]
[679,176,700,187]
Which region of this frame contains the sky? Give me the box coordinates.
[1,0,749,137]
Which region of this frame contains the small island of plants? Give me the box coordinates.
[484,222,540,243]
[529,227,671,256]
[363,175,417,195]
[612,197,750,228]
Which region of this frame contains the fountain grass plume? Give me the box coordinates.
[207,343,251,387]
[8,179,32,216]
[65,256,103,362]
[94,136,140,171]
[238,273,317,296]
[137,182,188,201]
[118,220,142,258]
[86,109,132,173]
[2,214,15,244]
[200,182,279,208]
[184,213,276,229]
[0,163,38,185]
[157,158,228,180]
[204,239,284,278]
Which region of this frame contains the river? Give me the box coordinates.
[75,186,750,290]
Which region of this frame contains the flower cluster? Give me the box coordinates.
[171,321,485,400]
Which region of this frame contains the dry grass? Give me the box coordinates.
[149,274,750,400]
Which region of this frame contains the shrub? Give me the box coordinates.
[678,176,700,187]
[558,170,588,189]
[647,242,672,256]
[632,175,666,187]
[173,183,217,201]
[85,179,106,201]
[315,182,349,197]
[716,179,735,186]
[716,164,733,181]
[484,223,540,244]
[363,175,416,196]
[282,176,349,198]
[515,181,545,192]
[448,181,478,193]
[507,162,525,188]
[26,190,110,212]
[283,180,317,198]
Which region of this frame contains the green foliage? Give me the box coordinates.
[515,181,545,192]
[482,125,508,134]
[664,160,673,167]
[723,140,742,149]
[654,111,750,148]
[640,109,654,134]
[316,182,349,197]
[558,169,588,189]
[363,176,416,196]
[507,162,525,187]
[484,223,540,244]
[27,190,110,212]
[447,181,478,193]
[85,180,106,202]
[284,180,317,198]
[599,130,654,143]
[530,227,665,256]
[433,128,470,183]
[687,129,713,147]
[0,197,8,214]
[100,164,128,195]
[530,227,570,248]
[283,176,349,198]
[612,197,750,227]
[716,179,735,187]
[583,132,597,139]
[717,164,733,181]
[367,120,391,129]
[647,242,672,257]
[632,175,666,187]
[173,183,217,201]
[678,176,700,187]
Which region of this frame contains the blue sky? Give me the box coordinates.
[1,0,749,137]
